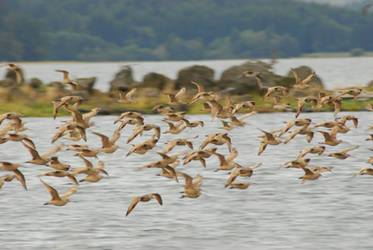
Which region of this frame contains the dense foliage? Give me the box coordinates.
[1,0,373,61]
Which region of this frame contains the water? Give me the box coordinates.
[2,57,373,92]
[1,111,373,249]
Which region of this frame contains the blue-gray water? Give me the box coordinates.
[2,57,373,92]
[1,111,373,249]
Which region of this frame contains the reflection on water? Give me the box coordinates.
[1,112,373,249]
[1,57,373,92]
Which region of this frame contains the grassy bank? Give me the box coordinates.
[1,93,370,117]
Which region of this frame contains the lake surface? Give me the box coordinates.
[2,57,373,92]
[1,111,373,249]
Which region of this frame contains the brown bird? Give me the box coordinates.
[298,146,326,158]
[281,158,311,169]
[5,63,23,83]
[82,107,101,126]
[0,175,17,189]
[337,115,358,128]
[332,97,342,117]
[284,125,314,144]
[163,120,187,134]
[229,111,257,127]
[354,167,373,176]
[55,69,77,91]
[242,71,264,90]
[299,167,321,184]
[65,144,89,152]
[152,104,175,115]
[214,149,239,171]
[162,136,196,154]
[126,135,159,156]
[165,87,186,105]
[114,111,143,124]
[63,105,89,128]
[51,123,86,143]
[178,172,202,198]
[228,182,253,189]
[310,166,332,173]
[47,156,71,171]
[71,154,108,177]
[311,121,338,129]
[219,120,236,131]
[75,148,100,158]
[22,142,65,165]
[40,178,78,206]
[295,97,318,118]
[117,117,144,131]
[162,111,186,122]
[327,146,359,160]
[204,100,226,120]
[52,95,84,119]
[200,133,232,152]
[183,147,217,167]
[180,118,204,128]
[127,124,160,143]
[280,118,312,136]
[0,162,27,190]
[119,88,137,104]
[190,81,216,103]
[0,112,23,133]
[38,170,78,185]
[290,68,315,89]
[257,129,282,155]
[232,101,256,114]
[126,193,163,216]
[263,86,289,99]
[336,87,363,100]
[92,130,120,153]
[7,133,35,149]
[224,163,261,187]
[318,130,342,146]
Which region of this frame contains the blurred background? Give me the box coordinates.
[1,0,373,62]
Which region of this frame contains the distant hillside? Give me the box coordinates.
[1,0,373,61]
[298,0,363,6]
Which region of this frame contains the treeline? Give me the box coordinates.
[1,0,373,61]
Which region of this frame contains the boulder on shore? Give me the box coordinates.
[109,66,135,92]
[218,60,286,94]
[76,77,96,93]
[175,65,216,91]
[142,72,171,90]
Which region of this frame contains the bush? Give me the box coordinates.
[350,48,365,57]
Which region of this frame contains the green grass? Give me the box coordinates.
[0,94,371,117]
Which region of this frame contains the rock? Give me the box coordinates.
[286,66,324,89]
[76,77,96,93]
[218,60,285,94]
[109,66,135,92]
[28,78,43,89]
[175,65,216,90]
[0,78,16,87]
[142,72,171,90]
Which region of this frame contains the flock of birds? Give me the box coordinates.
[1,63,373,217]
